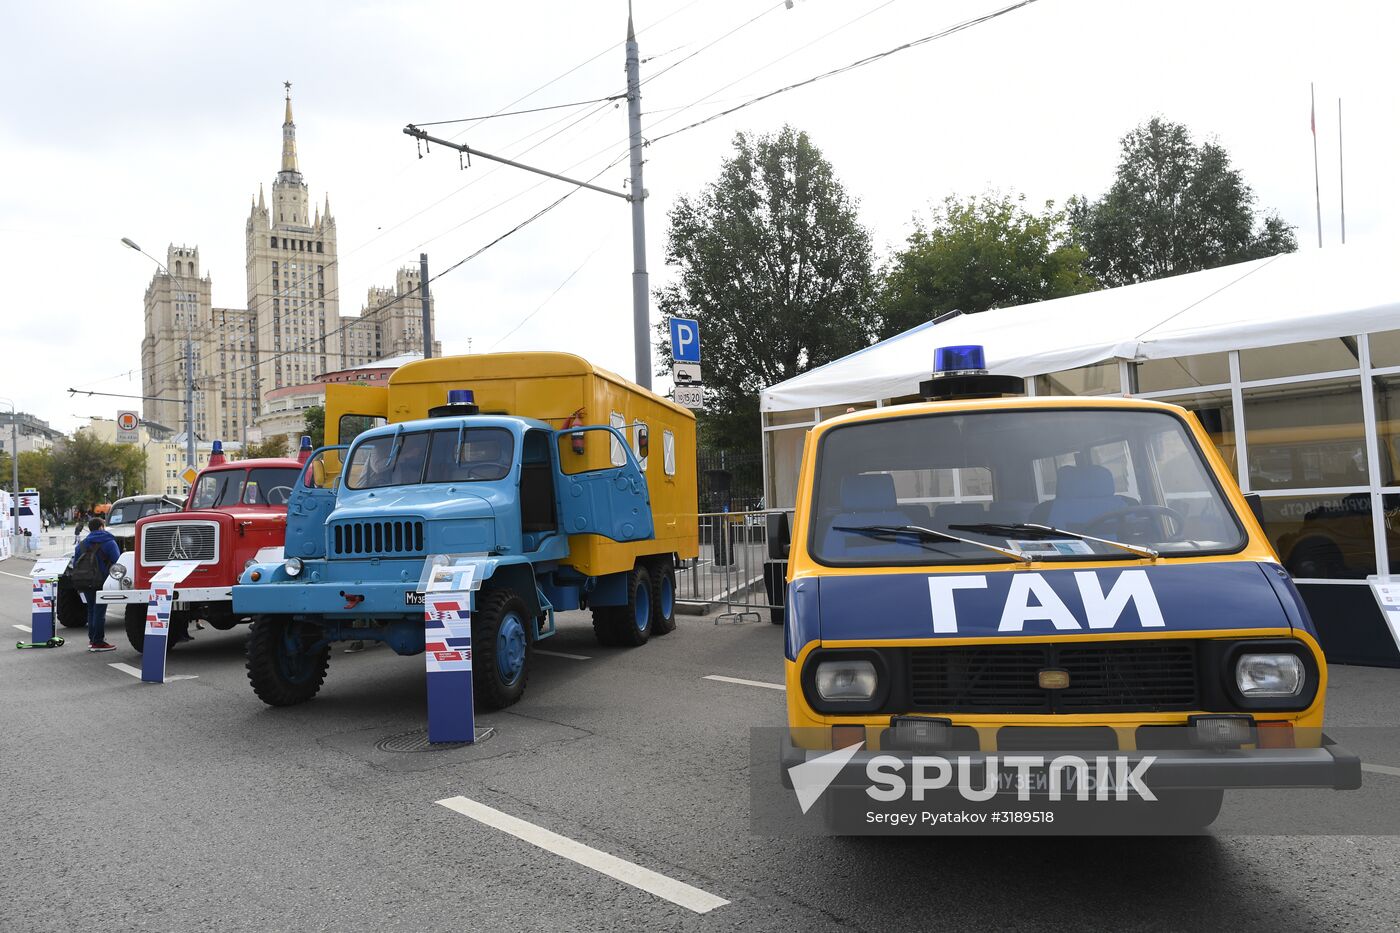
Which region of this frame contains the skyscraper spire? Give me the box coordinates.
[279,80,301,181]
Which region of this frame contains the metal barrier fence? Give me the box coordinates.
[677,510,790,625]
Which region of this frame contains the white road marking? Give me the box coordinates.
[1362,763,1400,778]
[108,662,197,683]
[0,569,35,580]
[13,624,32,633]
[703,674,785,692]
[535,649,591,661]
[436,796,728,915]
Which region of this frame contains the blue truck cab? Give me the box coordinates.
[234,389,679,711]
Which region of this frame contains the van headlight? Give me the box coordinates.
[1236,653,1304,698]
[284,557,304,577]
[815,659,878,701]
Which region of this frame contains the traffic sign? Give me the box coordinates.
[116,410,140,444]
[181,466,198,485]
[672,362,702,386]
[674,385,704,409]
[670,318,701,364]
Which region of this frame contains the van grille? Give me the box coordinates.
[141,522,218,564]
[331,519,425,557]
[907,640,1198,714]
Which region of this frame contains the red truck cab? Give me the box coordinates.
[115,443,309,651]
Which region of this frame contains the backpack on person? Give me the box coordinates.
[68,541,107,590]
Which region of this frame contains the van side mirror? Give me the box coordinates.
[767,512,790,560]
[1243,493,1265,527]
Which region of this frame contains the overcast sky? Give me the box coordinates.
[3,0,1396,434]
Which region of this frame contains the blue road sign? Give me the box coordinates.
[670,318,701,364]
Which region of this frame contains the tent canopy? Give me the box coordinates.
[761,242,1400,413]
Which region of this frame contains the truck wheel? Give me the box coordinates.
[591,607,621,647]
[55,578,87,629]
[473,590,530,710]
[245,616,330,706]
[649,561,677,636]
[610,567,653,648]
[125,605,147,652]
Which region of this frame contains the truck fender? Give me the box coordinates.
[481,562,542,624]
[102,552,137,593]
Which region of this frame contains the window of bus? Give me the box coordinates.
[1262,493,1376,579]
[1154,391,1237,480]
[1133,353,1230,393]
[765,428,808,511]
[1242,377,1368,490]
[1033,361,1121,396]
[1372,373,1400,486]
[1239,337,1360,382]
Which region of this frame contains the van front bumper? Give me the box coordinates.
[779,737,1363,793]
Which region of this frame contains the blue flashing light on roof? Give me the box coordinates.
[299,434,312,450]
[429,388,481,418]
[920,345,1024,401]
[934,344,987,374]
[211,440,223,454]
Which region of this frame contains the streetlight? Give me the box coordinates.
[0,396,18,536]
[122,237,197,481]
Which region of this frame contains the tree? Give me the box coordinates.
[303,406,325,449]
[243,436,290,459]
[874,192,1094,339]
[1070,117,1298,288]
[44,434,145,510]
[655,126,876,454]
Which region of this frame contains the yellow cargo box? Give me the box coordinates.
[326,351,698,578]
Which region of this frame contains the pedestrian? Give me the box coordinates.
[70,517,120,652]
[22,527,33,552]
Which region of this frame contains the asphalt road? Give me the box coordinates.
[2,556,1399,932]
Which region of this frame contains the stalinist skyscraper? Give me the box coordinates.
[245,83,343,393]
[139,85,439,458]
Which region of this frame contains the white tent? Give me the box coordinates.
[761,241,1400,412]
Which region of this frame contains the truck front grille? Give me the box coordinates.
[331,519,425,557]
[141,522,218,564]
[908,640,1198,714]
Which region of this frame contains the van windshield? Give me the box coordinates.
[810,408,1245,566]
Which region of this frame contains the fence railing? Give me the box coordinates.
[677,510,790,625]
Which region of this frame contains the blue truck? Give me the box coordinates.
[234,352,699,710]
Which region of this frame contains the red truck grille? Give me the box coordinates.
[331,520,424,557]
[141,522,218,564]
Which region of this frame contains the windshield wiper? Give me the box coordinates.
[833,524,1029,564]
[947,522,1158,560]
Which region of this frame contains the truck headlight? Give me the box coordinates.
[284,557,304,577]
[108,564,127,582]
[1236,653,1304,698]
[815,659,878,701]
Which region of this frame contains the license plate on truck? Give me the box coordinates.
[405,591,425,606]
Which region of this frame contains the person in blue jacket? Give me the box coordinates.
[74,517,120,652]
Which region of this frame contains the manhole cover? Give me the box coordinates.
[374,727,495,753]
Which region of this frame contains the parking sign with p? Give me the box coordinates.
[670,318,700,364]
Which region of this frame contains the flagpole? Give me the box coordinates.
[1312,82,1323,248]
[1338,97,1346,245]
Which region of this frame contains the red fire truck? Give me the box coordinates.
[82,439,310,651]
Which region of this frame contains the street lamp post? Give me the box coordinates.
[0,398,19,536]
[122,238,197,480]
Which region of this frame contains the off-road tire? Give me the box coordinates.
[55,578,87,629]
[609,566,653,648]
[472,589,531,711]
[649,559,677,636]
[245,615,330,706]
